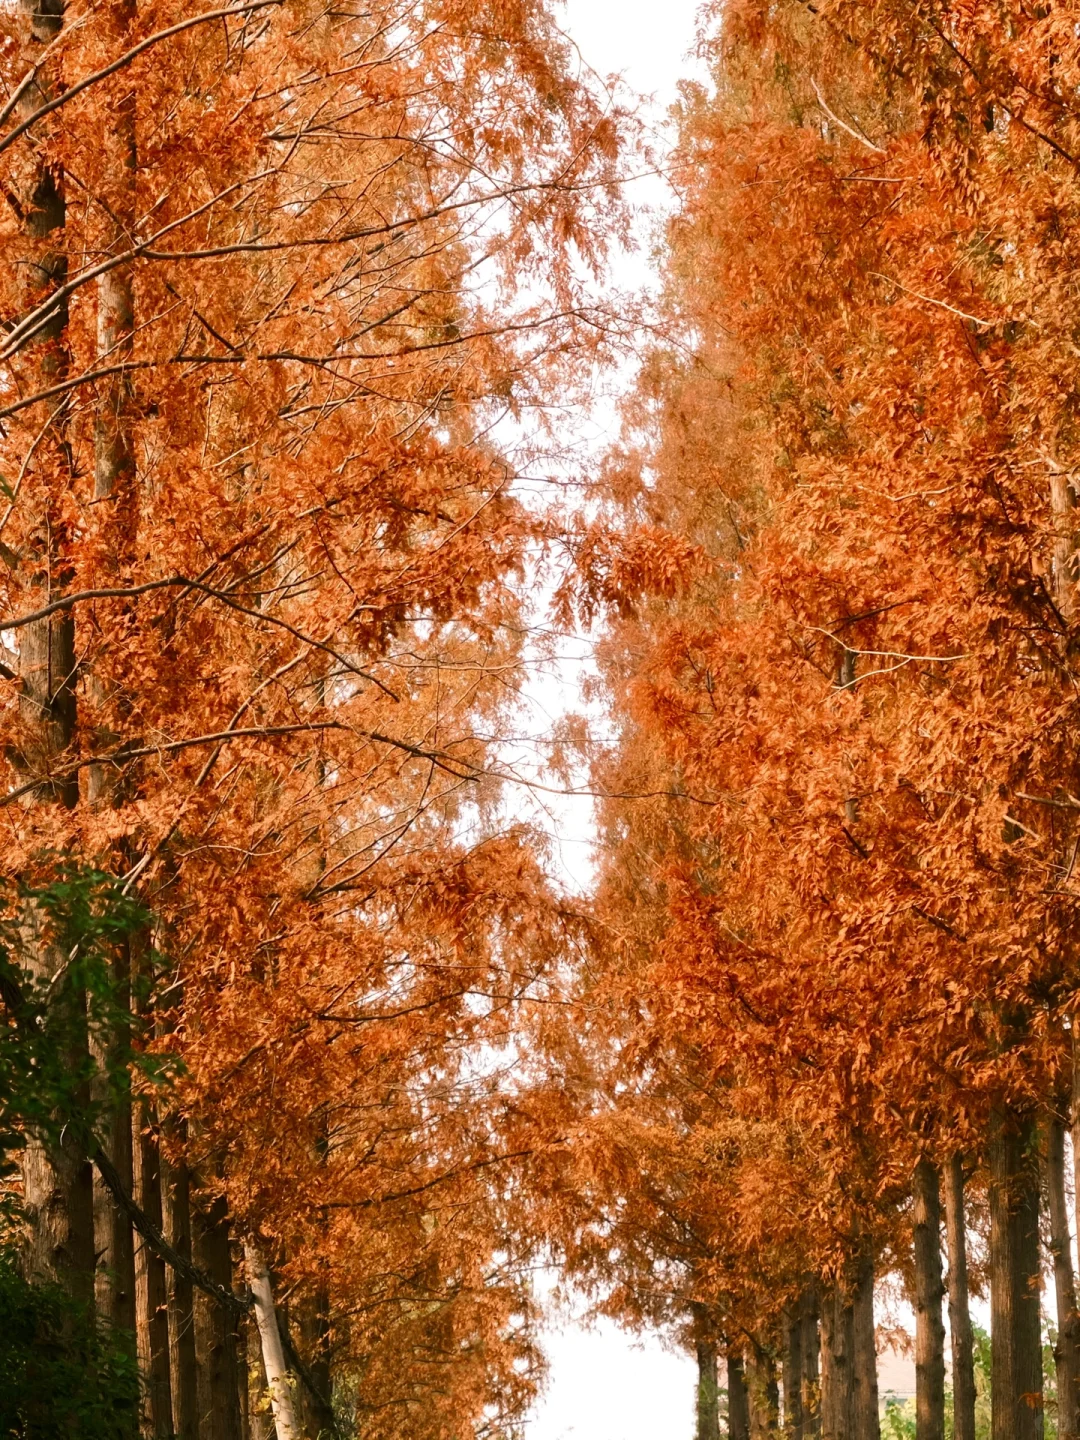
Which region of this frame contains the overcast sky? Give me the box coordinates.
[523,6,705,1440]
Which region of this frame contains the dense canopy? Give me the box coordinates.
[4,4,1080,1440]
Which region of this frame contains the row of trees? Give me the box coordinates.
[0,0,624,1436]
[567,2,1080,1440]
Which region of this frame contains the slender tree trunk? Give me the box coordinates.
[247,1309,273,1440]
[193,1192,243,1440]
[801,1287,822,1440]
[1049,1116,1080,1440]
[92,940,137,1364]
[784,1302,804,1440]
[163,1148,199,1440]
[852,1255,879,1440]
[728,1343,751,1440]
[697,1332,721,1440]
[14,0,94,1308]
[90,0,139,1384]
[134,1105,172,1438]
[820,1285,854,1440]
[245,1241,300,1440]
[295,1290,334,1438]
[748,1344,780,1438]
[912,1159,946,1440]
[943,1155,976,1440]
[989,1108,1044,1440]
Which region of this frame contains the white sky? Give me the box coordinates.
[524,5,705,1440]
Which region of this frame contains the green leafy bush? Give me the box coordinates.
[0,1253,139,1439]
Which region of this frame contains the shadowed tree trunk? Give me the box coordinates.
[801,1287,821,1439]
[193,1191,243,1440]
[989,1109,1043,1440]
[13,0,95,1314]
[852,1255,879,1440]
[163,1147,199,1440]
[693,1303,720,1440]
[749,1342,780,1437]
[728,1343,751,1440]
[1048,1115,1080,1440]
[943,1155,976,1440]
[134,1104,172,1438]
[821,1285,854,1440]
[697,1331,721,1440]
[784,1301,804,1440]
[913,1159,946,1440]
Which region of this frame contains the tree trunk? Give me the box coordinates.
[1048,1116,1080,1440]
[193,1192,243,1440]
[801,1287,822,1439]
[134,1106,172,1438]
[294,1290,334,1438]
[728,1343,752,1440]
[13,0,95,1312]
[943,1155,976,1440]
[163,1149,199,1440]
[92,941,137,1366]
[749,1344,780,1438]
[784,1301,804,1440]
[247,1308,274,1440]
[245,1241,300,1440]
[852,1255,879,1440]
[697,1331,721,1440]
[912,1159,946,1440]
[989,1108,1044,1440]
[821,1285,854,1440]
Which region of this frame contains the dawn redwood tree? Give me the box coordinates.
[0,0,627,1434]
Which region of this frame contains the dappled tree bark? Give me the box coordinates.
[913,1160,946,1440]
[163,1149,198,1440]
[697,1331,721,1440]
[943,1156,976,1440]
[193,1193,243,1440]
[728,1343,752,1440]
[13,0,93,1307]
[748,1343,780,1437]
[801,1288,822,1440]
[852,1256,879,1440]
[784,1301,804,1439]
[989,1110,1043,1440]
[1048,1116,1080,1440]
[134,1108,172,1438]
[821,1286,854,1440]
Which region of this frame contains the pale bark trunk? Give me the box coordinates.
[193,1193,243,1440]
[820,1285,854,1440]
[163,1149,199,1440]
[246,1309,272,1440]
[943,1156,976,1440]
[852,1255,879,1440]
[801,1287,821,1439]
[1048,1116,1080,1440]
[783,1302,804,1439]
[912,1159,946,1440]
[245,1241,300,1440]
[989,1109,1043,1440]
[728,1344,751,1440]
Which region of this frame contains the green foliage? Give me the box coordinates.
[881,1394,916,1439]
[0,863,176,1238]
[0,1250,139,1439]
